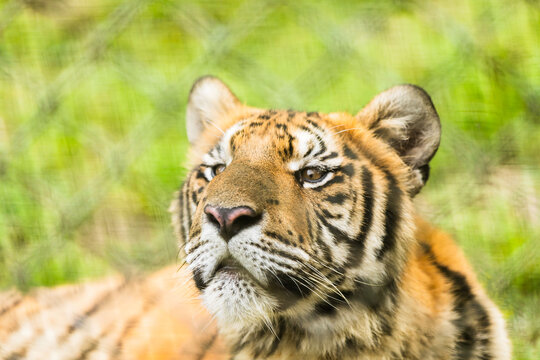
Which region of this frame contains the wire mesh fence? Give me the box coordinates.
[0,0,538,357]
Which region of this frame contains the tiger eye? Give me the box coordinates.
[300,167,325,183]
[212,164,226,177]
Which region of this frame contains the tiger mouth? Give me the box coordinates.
[210,257,305,309]
[213,257,245,278]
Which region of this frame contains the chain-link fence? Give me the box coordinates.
[0,0,539,357]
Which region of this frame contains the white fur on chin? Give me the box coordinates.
[202,272,278,328]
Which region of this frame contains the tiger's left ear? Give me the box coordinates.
[356,85,441,196]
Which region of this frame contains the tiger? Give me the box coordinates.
[170,76,511,360]
[0,76,511,360]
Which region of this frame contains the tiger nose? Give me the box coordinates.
[204,205,260,239]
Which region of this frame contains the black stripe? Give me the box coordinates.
[324,192,347,205]
[232,324,269,355]
[312,134,328,157]
[0,295,22,319]
[352,276,398,311]
[188,228,202,239]
[303,144,315,158]
[269,271,313,298]
[306,212,313,239]
[250,241,303,265]
[230,131,241,152]
[306,118,322,131]
[342,336,367,354]
[346,166,374,266]
[375,170,402,260]
[437,265,491,360]
[192,268,207,291]
[177,185,187,243]
[245,326,271,358]
[299,125,313,134]
[266,318,286,356]
[76,287,155,360]
[313,289,353,316]
[6,353,24,360]
[423,244,492,360]
[6,281,119,360]
[1,286,95,355]
[183,173,193,235]
[101,290,159,360]
[185,239,206,256]
[316,211,347,241]
[194,332,218,360]
[195,169,206,180]
[63,281,127,338]
[321,151,338,160]
[320,208,342,219]
[287,134,294,158]
[372,127,389,140]
[316,231,332,263]
[112,317,138,357]
[74,340,99,360]
[287,110,296,118]
[343,144,358,160]
[264,231,292,246]
[341,163,355,177]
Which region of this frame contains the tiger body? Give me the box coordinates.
[0,77,510,360]
[0,267,226,360]
[172,77,511,360]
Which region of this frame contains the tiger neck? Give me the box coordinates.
[222,271,424,360]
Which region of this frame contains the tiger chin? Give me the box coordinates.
[171,76,511,360]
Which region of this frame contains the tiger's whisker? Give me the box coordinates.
[333,127,364,135]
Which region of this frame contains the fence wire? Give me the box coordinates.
[0,0,538,357]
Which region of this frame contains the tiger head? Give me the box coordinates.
[171,76,440,333]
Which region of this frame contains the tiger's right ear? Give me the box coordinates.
[186,76,241,145]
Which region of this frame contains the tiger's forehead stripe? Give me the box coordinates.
[206,111,344,172]
[288,123,343,172]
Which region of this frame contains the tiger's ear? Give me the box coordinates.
[356,85,441,195]
[186,76,241,145]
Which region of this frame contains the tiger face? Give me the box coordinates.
[172,77,441,331]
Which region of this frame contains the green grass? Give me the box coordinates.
[0,0,538,357]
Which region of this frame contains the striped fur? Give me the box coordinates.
[170,77,511,359]
[0,77,511,359]
[0,267,226,360]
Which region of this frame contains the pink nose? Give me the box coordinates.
[204,205,260,239]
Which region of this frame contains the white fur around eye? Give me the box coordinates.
[202,152,224,166]
[203,166,215,182]
[302,171,335,189]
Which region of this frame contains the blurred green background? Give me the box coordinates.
[0,0,538,357]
